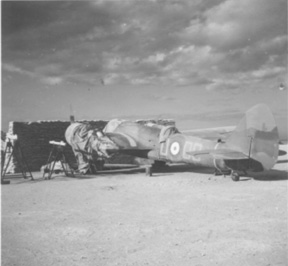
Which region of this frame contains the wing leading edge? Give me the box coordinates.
[187,149,248,160]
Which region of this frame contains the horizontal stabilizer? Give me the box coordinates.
[187,149,249,160]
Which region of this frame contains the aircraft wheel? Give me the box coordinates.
[231,172,240,182]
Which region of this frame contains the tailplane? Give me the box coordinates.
[226,104,279,171]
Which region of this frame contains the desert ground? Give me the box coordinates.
[1,154,288,266]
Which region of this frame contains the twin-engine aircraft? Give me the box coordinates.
[65,104,279,181]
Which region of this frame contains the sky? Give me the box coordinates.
[1,0,287,136]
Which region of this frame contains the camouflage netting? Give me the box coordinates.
[5,119,175,173]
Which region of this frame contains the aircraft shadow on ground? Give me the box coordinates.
[249,169,288,181]
[71,168,146,179]
[151,165,288,181]
[38,165,288,181]
[152,164,214,175]
[3,164,287,183]
[155,165,288,181]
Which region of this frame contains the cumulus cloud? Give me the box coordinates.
[41,76,63,86]
[2,63,35,77]
[205,79,242,91]
[186,0,287,51]
[2,0,287,89]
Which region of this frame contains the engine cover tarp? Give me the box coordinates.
[65,123,104,174]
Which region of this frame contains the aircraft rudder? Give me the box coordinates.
[226,104,279,171]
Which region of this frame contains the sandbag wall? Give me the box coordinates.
[6,119,175,173]
[6,120,107,173]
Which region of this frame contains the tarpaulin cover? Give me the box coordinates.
[65,123,104,174]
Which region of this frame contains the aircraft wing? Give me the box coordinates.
[105,132,140,149]
[181,126,235,141]
[105,132,152,157]
[187,149,249,160]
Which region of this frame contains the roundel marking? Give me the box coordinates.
[170,142,180,155]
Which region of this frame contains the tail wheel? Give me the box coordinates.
[231,171,240,182]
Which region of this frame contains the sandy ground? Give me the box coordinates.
[1,160,288,266]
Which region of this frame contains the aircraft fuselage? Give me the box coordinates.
[149,133,229,171]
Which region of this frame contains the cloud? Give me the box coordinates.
[145,93,176,102]
[2,63,31,76]
[2,63,64,87]
[41,77,63,86]
[185,0,287,51]
[2,0,287,89]
[205,79,243,91]
[251,67,285,80]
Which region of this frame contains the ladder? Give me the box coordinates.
[1,139,34,183]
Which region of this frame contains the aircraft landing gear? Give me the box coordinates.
[242,170,248,176]
[145,166,152,176]
[214,169,231,176]
[152,160,166,170]
[230,171,240,182]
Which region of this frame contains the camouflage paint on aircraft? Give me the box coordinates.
[65,104,279,180]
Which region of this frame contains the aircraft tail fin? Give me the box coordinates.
[225,104,279,171]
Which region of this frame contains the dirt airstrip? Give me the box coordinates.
[1,161,287,266]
